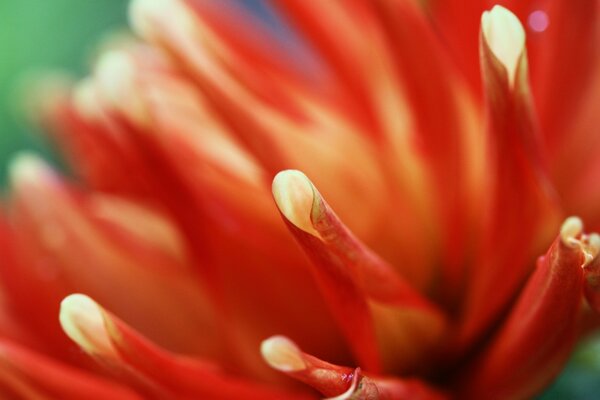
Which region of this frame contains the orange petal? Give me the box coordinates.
[261,335,447,400]
[59,294,307,400]
[460,217,595,399]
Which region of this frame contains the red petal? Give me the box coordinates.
[60,294,309,400]
[8,156,220,359]
[534,0,600,156]
[458,6,560,353]
[261,335,447,400]
[582,235,600,313]
[460,217,595,399]
[367,0,482,302]
[0,338,140,400]
[272,170,447,374]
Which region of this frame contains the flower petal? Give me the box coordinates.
[0,337,140,400]
[261,335,447,400]
[9,155,219,359]
[60,294,309,400]
[458,5,560,352]
[459,217,596,399]
[535,0,600,157]
[273,170,447,374]
[366,0,484,302]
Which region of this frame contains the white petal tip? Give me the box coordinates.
[129,0,187,40]
[59,294,115,356]
[560,216,583,247]
[9,153,52,188]
[95,51,135,105]
[587,234,600,263]
[482,5,525,85]
[272,170,319,236]
[260,336,306,372]
[95,51,148,124]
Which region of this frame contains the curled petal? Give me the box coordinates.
[273,170,446,373]
[273,170,439,311]
[461,217,596,399]
[261,335,447,400]
[60,294,307,400]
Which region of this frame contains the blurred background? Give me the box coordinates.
[0,1,598,398]
[0,0,127,185]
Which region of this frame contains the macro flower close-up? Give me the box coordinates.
[1,0,600,399]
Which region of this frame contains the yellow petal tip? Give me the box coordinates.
[560,216,583,247]
[261,336,306,372]
[272,170,319,236]
[59,294,116,357]
[482,5,525,86]
[9,152,51,188]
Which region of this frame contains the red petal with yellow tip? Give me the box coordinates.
[459,217,597,399]
[272,171,381,372]
[458,6,560,352]
[59,294,308,400]
[261,335,447,400]
[272,170,446,374]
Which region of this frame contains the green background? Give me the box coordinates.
[0,1,598,398]
[0,0,127,185]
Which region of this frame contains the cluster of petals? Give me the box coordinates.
[1,0,600,399]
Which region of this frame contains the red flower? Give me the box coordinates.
[1,1,599,399]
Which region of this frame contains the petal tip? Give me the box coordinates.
[9,152,51,189]
[560,217,600,266]
[59,294,115,357]
[73,78,102,120]
[272,170,319,236]
[260,335,306,372]
[129,0,188,41]
[481,5,525,85]
[560,216,583,247]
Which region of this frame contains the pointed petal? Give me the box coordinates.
[273,170,440,311]
[60,294,307,400]
[261,335,447,400]
[458,6,560,352]
[273,170,446,373]
[427,0,540,96]
[460,217,595,399]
